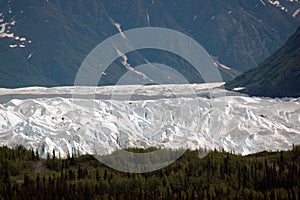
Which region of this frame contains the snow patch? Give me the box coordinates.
[233,87,245,91]
[214,60,232,70]
[113,23,127,40]
[9,44,17,48]
[260,0,267,6]
[27,53,33,60]
[0,23,7,34]
[0,32,13,38]
[267,0,289,12]
[115,48,153,82]
[292,8,300,17]
[272,0,280,6]
[0,7,31,48]
[146,11,151,26]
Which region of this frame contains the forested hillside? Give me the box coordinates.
[0,146,299,199]
[225,26,300,97]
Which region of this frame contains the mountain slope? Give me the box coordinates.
[225,26,300,97]
[0,0,300,87]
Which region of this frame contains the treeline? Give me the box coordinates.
[0,145,300,199]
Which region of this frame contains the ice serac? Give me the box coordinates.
[0,83,300,158]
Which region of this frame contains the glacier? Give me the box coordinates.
[0,83,300,158]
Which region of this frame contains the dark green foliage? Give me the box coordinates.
[0,146,299,199]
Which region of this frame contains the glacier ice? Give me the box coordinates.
[0,83,299,158]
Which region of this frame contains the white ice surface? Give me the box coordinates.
[0,83,299,158]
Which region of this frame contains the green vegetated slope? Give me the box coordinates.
[225,26,300,98]
[0,146,300,199]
